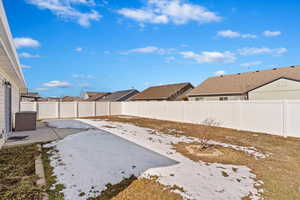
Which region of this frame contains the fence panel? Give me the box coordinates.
[110,102,122,115]
[239,101,283,136]
[60,102,76,118]
[78,102,95,117]
[38,102,58,119]
[20,100,300,138]
[20,102,36,111]
[182,101,210,124]
[122,101,288,137]
[286,101,300,137]
[96,102,110,116]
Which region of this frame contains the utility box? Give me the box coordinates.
[15,111,37,131]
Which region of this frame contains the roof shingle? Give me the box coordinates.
[188,65,300,96]
[131,82,193,101]
[86,92,110,101]
[99,89,139,102]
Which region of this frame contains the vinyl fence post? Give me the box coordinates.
[94,101,96,117]
[109,102,111,116]
[238,101,242,131]
[75,101,78,118]
[34,102,39,120]
[57,102,60,119]
[282,100,288,137]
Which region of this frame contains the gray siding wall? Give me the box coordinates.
[0,73,4,144]
[0,72,21,142]
[11,84,20,127]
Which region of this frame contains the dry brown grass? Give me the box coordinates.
[0,145,42,200]
[89,115,300,200]
[112,178,183,200]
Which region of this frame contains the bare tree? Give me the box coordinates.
[199,118,220,149]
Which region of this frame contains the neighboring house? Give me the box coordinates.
[61,96,82,102]
[83,92,108,100]
[0,1,27,145]
[21,92,40,102]
[188,65,300,101]
[131,82,194,101]
[99,89,139,102]
[38,96,82,102]
[86,92,110,101]
[38,97,61,102]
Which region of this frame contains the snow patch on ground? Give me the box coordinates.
[44,129,177,200]
[80,119,264,200]
[208,141,267,159]
[44,119,94,129]
[45,119,265,200]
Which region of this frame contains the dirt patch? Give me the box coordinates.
[91,115,300,200]
[112,178,183,200]
[0,145,42,200]
[174,142,254,164]
[185,144,223,157]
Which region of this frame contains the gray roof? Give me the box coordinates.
[86,92,110,101]
[99,89,139,102]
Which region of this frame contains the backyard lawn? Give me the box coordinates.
[1,116,299,200]
[0,145,42,200]
[84,116,300,200]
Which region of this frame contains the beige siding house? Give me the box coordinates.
[0,0,26,146]
[188,66,300,101]
[248,78,300,100]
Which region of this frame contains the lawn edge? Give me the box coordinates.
[36,144,49,200]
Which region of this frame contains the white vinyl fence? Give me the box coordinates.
[21,100,300,138]
[20,101,122,119]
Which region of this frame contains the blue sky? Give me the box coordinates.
[5,0,300,97]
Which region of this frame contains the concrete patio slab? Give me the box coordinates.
[3,121,82,148]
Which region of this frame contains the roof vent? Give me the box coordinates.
[273,68,277,70]
[290,65,295,68]
[237,73,241,75]
[256,70,260,72]
[220,75,223,77]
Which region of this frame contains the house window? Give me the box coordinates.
[219,97,228,101]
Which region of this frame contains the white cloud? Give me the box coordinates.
[238,47,287,56]
[217,30,257,39]
[43,80,71,88]
[26,0,101,27]
[118,0,221,25]
[240,61,262,67]
[72,74,95,79]
[14,37,40,49]
[123,46,174,55]
[263,30,281,37]
[180,51,236,64]
[19,52,40,58]
[128,46,159,53]
[21,64,32,69]
[165,56,175,63]
[35,87,49,91]
[214,70,225,76]
[75,47,83,52]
